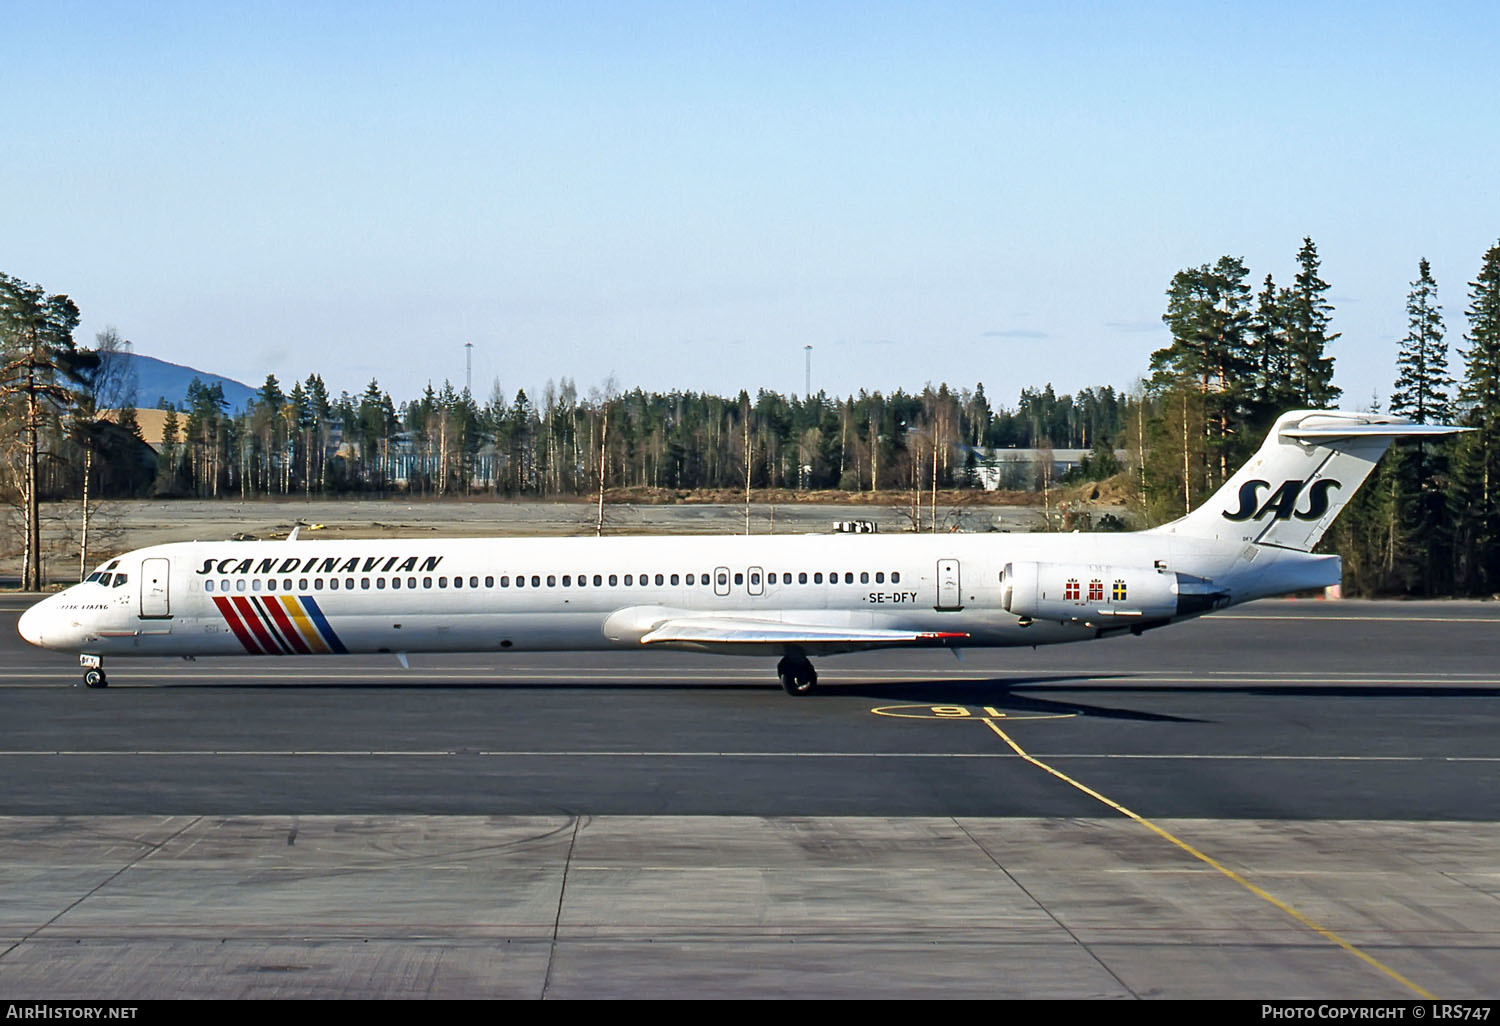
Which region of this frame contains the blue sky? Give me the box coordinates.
[4,1,1497,410]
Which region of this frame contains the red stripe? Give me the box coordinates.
[261,596,311,654]
[251,598,294,654]
[213,595,263,654]
[232,596,282,655]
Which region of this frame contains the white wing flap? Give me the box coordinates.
[638,616,968,647]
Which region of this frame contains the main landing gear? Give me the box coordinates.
[776,654,818,696]
[80,655,107,689]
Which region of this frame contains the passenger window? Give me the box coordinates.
[204,579,213,592]
[655,574,664,586]
[267,579,277,591]
[392,578,401,589]
[470,576,479,588]
[236,579,247,592]
[314,578,324,590]
[361,578,371,590]
[814,573,823,584]
[686,574,695,585]
[546,575,556,587]
[500,576,509,587]
[531,576,540,588]
[299,578,307,591]
[486,576,495,588]
[876,572,884,584]
[750,572,760,586]
[624,575,633,586]
[515,576,524,588]
[561,575,570,587]
[734,573,744,585]
[376,578,386,590]
[252,579,262,592]
[641,575,649,587]
[717,572,728,586]
[423,577,432,589]
[345,578,355,590]
[860,572,869,584]
[408,577,417,589]
[799,572,807,584]
[845,572,854,584]
[330,579,340,590]
[670,574,679,585]
[593,575,602,587]
[892,571,900,583]
[609,575,618,586]
[454,576,463,589]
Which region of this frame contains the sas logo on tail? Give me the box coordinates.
[1222,478,1341,522]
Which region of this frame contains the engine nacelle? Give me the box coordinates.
[1001,561,1225,625]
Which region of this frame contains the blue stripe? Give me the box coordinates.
[299,596,349,654]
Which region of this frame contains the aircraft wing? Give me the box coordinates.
[638,616,969,648]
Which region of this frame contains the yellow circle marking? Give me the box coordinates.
[871,704,1078,722]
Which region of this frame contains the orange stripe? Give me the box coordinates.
[279,596,330,654]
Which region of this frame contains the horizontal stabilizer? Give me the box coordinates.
[1282,423,1464,440]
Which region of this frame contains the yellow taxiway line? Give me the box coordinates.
[981,717,1438,1000]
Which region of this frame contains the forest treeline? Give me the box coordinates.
[4,234,1500,594]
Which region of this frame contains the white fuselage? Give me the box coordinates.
[17,529,1340,663]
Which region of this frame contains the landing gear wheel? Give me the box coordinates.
[83,669,108,689]
[776,656,818,696]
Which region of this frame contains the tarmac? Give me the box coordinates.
[2,596,1499,998]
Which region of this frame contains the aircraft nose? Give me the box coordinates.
[18,601,47,647]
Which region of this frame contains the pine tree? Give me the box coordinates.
[1384,258,1454,592]
[1248,272,1294,416]
[1282,237,1342,406]
[156,406,181,495]
[1452,241,1500,592]
[303,374,332,493]
[1391,259,1451,424]
[1150,256,1254,499]
[0,273,90,588]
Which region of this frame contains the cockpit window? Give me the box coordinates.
[113,573,128,587]
[85,572,104,584]
[105,560,119,571]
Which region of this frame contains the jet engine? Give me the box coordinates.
[1001,561,1227,626]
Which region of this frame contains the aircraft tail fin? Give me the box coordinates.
[1150,409,1464,552]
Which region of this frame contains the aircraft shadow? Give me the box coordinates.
[824,674,1206,723]
[997,683,1500,700]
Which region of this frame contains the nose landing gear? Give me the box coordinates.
[776,654,818,696]
[80,655,107,689]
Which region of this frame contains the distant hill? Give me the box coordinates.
[101,352,258,412]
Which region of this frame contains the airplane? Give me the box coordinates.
[17,409,1462,695]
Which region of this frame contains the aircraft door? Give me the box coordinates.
[140,557,171,618]
[714,567,731,597]
[747,566,764,596]
[935,558,963,611]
